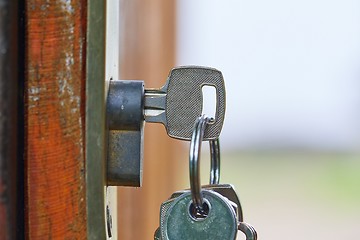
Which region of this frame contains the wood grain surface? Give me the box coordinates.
[25,1,87,238]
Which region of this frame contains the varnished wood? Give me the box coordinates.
[118,1,186,239]
[25,1,87,238]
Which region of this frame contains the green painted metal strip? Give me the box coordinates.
[86,0,107,239]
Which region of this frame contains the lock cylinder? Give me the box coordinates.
[106,80,144,186]
[107,80,144,131]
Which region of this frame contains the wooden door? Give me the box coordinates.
[0,1,183,239]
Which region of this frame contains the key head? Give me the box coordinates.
[170,184,243,223]
[160,190,237,240]
[165,66,226,140]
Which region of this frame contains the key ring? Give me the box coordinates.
[209,138,220,185]
[189,115,221,215]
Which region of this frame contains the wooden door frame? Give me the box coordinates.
[19,1,179,239]
[24,0,106,238]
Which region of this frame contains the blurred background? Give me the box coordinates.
[177,0,360,239]
[118,0,360,239]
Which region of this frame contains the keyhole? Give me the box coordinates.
[201,85,217,120]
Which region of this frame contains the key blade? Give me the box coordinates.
[144,91,167,125]
[144,111,166,125]
[144,85,168,125]
[144,92,166,110]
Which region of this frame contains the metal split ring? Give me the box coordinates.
[189,115,221,214]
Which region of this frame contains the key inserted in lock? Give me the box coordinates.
[106,66,226,186]
[145,66,226,140]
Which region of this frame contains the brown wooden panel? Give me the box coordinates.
[118,1,186,239]
[25,1,87,238]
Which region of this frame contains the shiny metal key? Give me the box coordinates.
[202,185,257,239]
[169,184,243,223]
[159,190,238,240]
[144,66,226,140]
[204,185,257,239]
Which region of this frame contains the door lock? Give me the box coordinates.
[106,66,226,186]
[107,80,144,186]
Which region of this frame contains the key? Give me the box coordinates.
[203,184,257,239]
[159,190,238,240]
[154,189,240,240]
[169,184,243,223]
[201,185,257,239]
[144,66,226,140]
[161,189,240,227]
[155,186,257,240]
[169,185,258,240]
